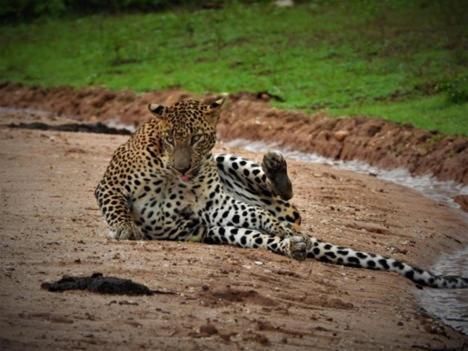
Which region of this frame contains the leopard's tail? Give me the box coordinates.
[306,237,468,289]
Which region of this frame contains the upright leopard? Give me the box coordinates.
[95,98,468,289]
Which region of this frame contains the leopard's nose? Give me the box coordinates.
[175,164,191,175]
[173,146,192,174]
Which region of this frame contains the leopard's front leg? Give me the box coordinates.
[95,181,143,240]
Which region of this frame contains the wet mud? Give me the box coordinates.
[8,121,131,135]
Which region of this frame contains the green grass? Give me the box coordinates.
[1,1,467,135]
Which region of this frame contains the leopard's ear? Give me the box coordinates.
[148,104,167,119]
[204,97,225,125]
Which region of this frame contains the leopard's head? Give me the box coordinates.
[148,98,224,179]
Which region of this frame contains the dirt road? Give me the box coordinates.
[1,110,467,350]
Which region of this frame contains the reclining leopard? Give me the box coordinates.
[95,98,468,289]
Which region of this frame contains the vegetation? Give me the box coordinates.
[0,0,215,20]
[1,0,467,135]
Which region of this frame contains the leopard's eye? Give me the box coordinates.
[191,134,203,145]
[166,135,174,145]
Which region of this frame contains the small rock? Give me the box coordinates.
[334,130,349,142]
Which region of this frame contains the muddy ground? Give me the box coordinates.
[1,82,467,186]
[1,109,467,350]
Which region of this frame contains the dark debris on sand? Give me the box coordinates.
[41,273,159,296]
[8,122,131,135]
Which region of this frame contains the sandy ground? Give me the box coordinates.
[0,110,467,350]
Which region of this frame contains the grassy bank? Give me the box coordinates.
[1,1,467,135]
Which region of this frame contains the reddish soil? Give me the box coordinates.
[455,195,468,212]
[0,108,467,350]
[1,82,467,185]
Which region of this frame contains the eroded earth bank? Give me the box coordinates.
[1,82,468,186]
[1,108,467,350]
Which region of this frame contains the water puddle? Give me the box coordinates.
[418,248,468,335]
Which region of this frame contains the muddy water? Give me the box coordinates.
[226,138,468,335]
[418,249,468,334]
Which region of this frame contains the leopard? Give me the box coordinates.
[95,98,468,289]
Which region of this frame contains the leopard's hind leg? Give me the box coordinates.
[215,152,292,199]
[260,151,293,200]
[215,153,301,230]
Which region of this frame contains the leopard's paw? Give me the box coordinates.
[262,151,293,200]
[284,234,311,261]
[109,222,143,240]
